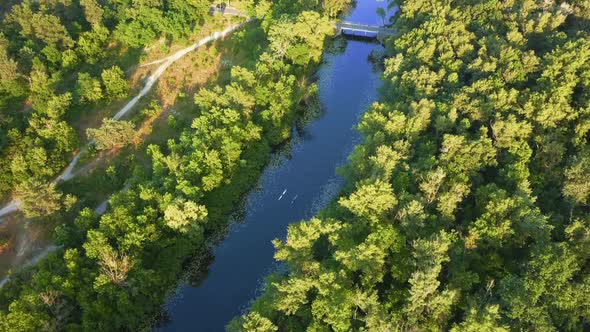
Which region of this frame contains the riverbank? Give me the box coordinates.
[0,3,346,330]
[159,40,383,331]
[234,0,590,330]
[156,1,391,330]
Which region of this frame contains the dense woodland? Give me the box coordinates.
[232,0,590,331]
[3,0,590,331]
[0,0,352,330]
[0,0,217,202]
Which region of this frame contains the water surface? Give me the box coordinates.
[158,2,391,330]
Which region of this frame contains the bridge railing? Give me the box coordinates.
[336,21,394,32]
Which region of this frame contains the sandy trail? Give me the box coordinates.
[0,20,251,221]
[140,58,169,67]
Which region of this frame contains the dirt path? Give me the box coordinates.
[0,19,251,221]
[0,194,117,289]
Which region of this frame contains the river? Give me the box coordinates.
[157,1,393,330]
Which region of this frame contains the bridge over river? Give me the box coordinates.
[336,21,396,42]
[209,6,396,42]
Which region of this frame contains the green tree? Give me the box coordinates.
[268,11,333,66]
[76,72,103,103]
[323,0,353,18]
[563,150,590,205]
[14,179,64,218]
[86,119,135,150]
[237,312,278,332]
[164,200,208,234]
[80,0,104,27]
[11,10,75,49]
[451,305,509,332]
[77,25,109,64]
[101,66,128,101]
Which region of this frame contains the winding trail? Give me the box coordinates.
[0,18,251,221]
[139,58,169,68]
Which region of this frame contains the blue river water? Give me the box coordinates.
[158,1,392,330]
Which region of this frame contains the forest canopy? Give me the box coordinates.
[3,0,590,331]
[233,0,590,331]
[0,0,211,199]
